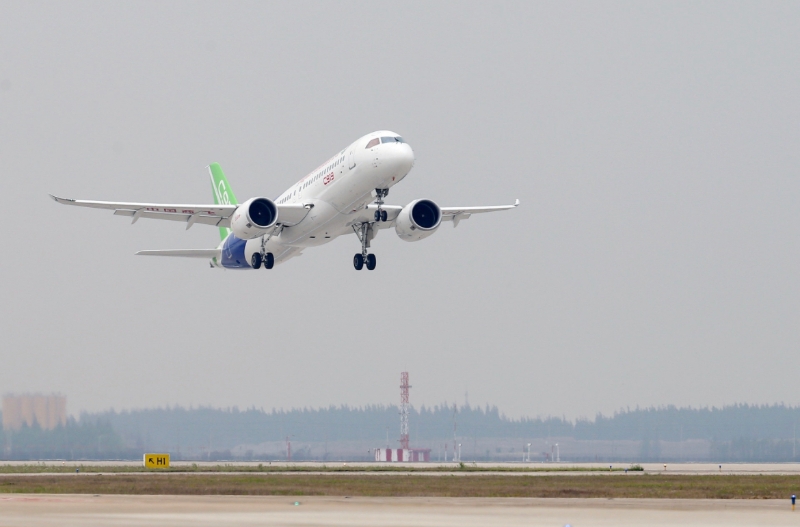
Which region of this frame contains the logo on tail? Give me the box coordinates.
[208,163,238,241]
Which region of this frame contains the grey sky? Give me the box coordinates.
[0,1,797,420]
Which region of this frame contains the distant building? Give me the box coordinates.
[374,448,430,462]
[2,394,66,431]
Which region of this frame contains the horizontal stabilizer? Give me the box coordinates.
[135,249,220,258]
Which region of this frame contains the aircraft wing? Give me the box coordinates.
[49,195,309,229]
[355,199,520,229]
[439,199,520,226]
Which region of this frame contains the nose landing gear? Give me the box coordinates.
[373,188,389,222]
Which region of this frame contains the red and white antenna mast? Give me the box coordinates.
[400,371,410,449]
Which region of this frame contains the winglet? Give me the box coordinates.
[50,194,76,205]
[514,199,520,207]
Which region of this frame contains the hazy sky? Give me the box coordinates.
[1,1,797,420]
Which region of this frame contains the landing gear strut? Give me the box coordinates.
[354,190,389,270]
[257,226,279,270]
[352,222,377,271]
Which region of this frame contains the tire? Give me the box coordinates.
[366,253,376,270]
[251,252,262,269]
[374,210,381,222]
[264,253,275,269]
[353,253,364,270]
[380,210,388,222]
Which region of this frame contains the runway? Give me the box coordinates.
[0,495,796,526]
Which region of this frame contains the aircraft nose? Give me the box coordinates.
[406,143,415,165]
[377,138,415,178]
[398,142,415,170]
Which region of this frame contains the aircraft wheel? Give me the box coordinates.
[353,253,364,270]
[264,253,275,269]
[381,210,388,222]
[374,210,381,222]
[366,253,376,270]
[251,252,262,269]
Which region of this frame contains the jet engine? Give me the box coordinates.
[395,199,442,242]
[230,197,279,239]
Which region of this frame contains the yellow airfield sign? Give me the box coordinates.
[143,453,170,468]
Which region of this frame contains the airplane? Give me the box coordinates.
[51,131,519,271]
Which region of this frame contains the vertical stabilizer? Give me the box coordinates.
[208,163,238,241]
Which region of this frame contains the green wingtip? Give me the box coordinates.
[208,163,238,241]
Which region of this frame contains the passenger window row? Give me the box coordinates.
[279,154,347,200]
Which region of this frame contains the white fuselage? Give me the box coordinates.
[215,131,415,268]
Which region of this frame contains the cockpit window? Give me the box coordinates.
[365,138,380,148]
[381,136,405,143]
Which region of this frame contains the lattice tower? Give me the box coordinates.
[400,371,410,449]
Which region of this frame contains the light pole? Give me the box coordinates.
[286,435,294,462]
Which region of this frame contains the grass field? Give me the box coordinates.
[0,474,798,498]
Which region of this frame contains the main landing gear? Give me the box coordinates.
[354,189,389,270]
[353,222,377,271]
[253,228,279,270]
[353,253,376,271]
[250,252,274,270]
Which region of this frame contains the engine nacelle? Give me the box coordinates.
[230,197,279,239]
[395,199,442,242]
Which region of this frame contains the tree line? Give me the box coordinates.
[3,403,800,460]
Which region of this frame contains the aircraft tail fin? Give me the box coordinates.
[208,162,238,241]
